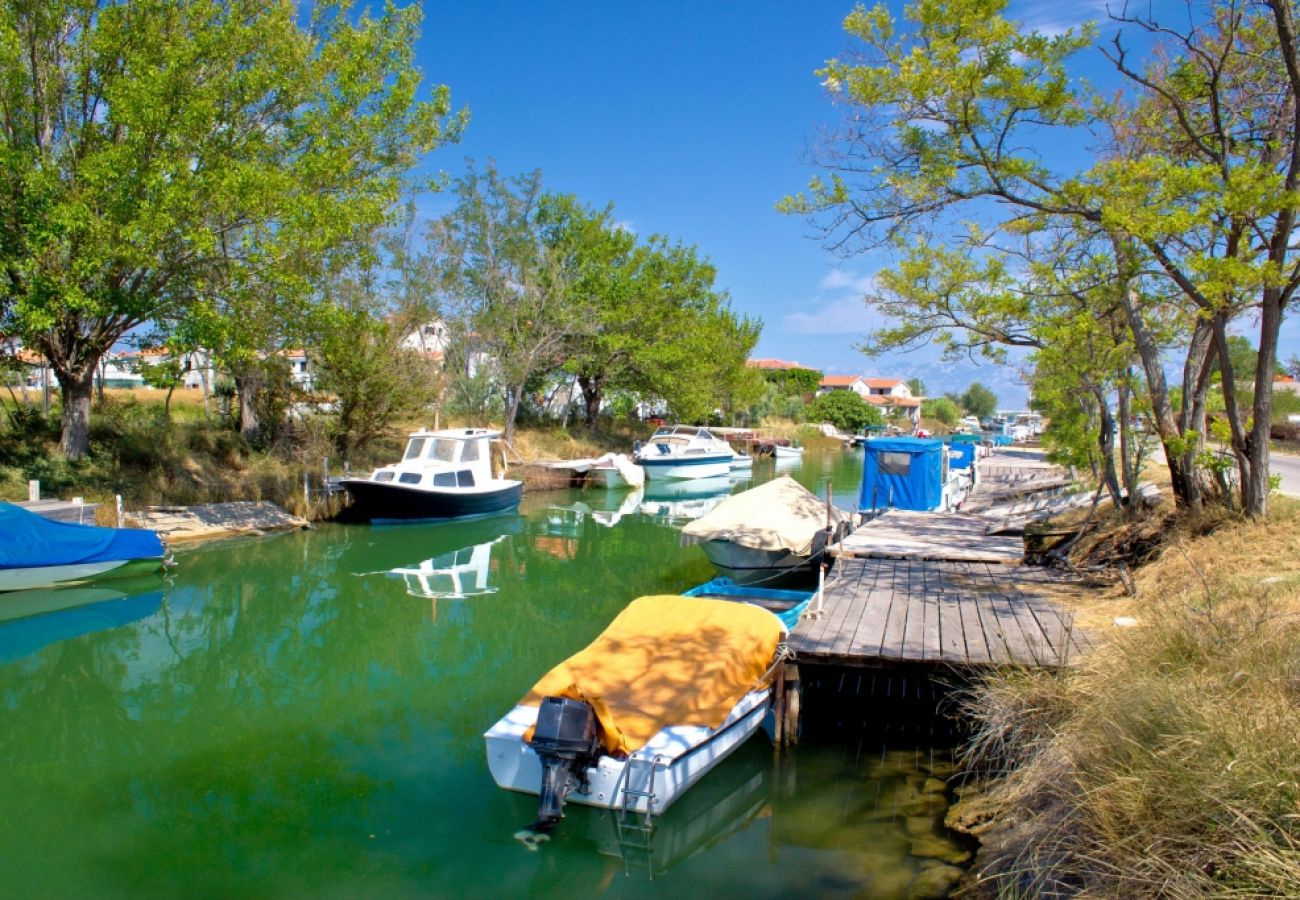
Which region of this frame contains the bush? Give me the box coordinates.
[921,396,960,426]
[1271,421,1300,443]
[807,390,883,432]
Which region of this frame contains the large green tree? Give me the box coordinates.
[808,389,882,432]
[785,0,1300,517]
[0,0,460,457]
[959,383,997,419]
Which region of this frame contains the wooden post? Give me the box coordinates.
[783,664,801,747]
[772,663,787,753]
[322,456,329,490]
[115,494,124,528]
[302,470,310,505]
[27,479,39,501]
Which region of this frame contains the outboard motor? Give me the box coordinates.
[527,696,602,834]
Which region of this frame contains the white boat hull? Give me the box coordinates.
[698,540,812,584]
[484,689,770,816]
[773,445,803,459]
[637,456,732,481]
[589,466,629,489]
[0,559,155,593]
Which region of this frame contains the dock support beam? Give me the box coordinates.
[773,663,801,749]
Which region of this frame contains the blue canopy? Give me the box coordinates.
[860,438,945,512]
[948,442,977,470]
[0,503,164,570]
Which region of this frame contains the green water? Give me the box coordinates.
[0,451,971,898]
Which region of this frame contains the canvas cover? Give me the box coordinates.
[521,595,784,757]
[949,443,977,470]
[679,475,849,555]
[859,438,944,512]
[0,503,164,570]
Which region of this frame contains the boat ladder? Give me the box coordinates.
[618,753,667,823]
[615,754,667,877]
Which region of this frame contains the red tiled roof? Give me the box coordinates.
[747,358,803,370]
[820,375,863,387]
[864,378,905,389]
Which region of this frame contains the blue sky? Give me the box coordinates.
[408,0,1298,408]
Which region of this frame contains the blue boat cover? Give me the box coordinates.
[860,438,945,512]
[949,442,977,470]
[0,503,164,570]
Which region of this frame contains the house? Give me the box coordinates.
[277,349,314,390]
[818,374,872,398]
[1276,374,1299,395]
[818,374,923,424]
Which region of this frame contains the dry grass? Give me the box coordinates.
[960,500,1300,898]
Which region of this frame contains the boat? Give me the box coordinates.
[859,437,971,514]
[339,428,523,523]
[772,443,804,460]
[639,476,733,524]
[633,425,734,481]
[680,476,852,585]
[588,452,645,489]
[0,503,166,593]
[484,594,786,835]
[682,577,816,629]
[728,449,754,470]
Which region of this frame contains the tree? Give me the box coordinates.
[808,390,883,432]
[921,397,960,427]
[783,0,1300,517]
[906,377,926,398]
[433,163,579,445]
[960,383,998,419]
[0,0,461,458]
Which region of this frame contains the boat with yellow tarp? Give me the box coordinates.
[484,594,786,834]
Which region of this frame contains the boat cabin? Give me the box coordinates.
[643,425,729,456]
[859,437,969,513]
[369,428,499,490]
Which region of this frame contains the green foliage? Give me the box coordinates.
[763,367,823,396]
[0,0,462,456]
[921,396,960,426]
[808,390,883,432]
[960,383,998,419]
[906,377,926,398]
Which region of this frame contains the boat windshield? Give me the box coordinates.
[403,438,426,461]
[426,439,459,463]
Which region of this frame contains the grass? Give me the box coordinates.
[957,498,1300,898]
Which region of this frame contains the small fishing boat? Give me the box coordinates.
[633,425,733,481]
[0,503,166,593]
[728,450,754,470]
[772,443,803,460]
[340,428,523,523]
[680,476,852,585]
[682,577,816,630]
[485,594,786,835]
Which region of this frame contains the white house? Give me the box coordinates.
[818,374,923,424]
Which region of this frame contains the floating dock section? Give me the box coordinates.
[125,501,308,543]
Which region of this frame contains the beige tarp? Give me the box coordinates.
[680,475,850,555]
[521,595,783,757]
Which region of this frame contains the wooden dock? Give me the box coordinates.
[13,499,100,524]
[125,501,308,542]
[790,558,1088,669]
[834,510,1024,564]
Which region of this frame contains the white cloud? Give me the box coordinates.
[614,220,636,235]
[819,269,876,294]
[782,296,882,335]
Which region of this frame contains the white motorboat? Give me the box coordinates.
[633,426,733,480]
[587,452,645,489]
[728,450,754,470]
[772,443,804,460]
[485,594,786,833]
[681,476,852,585]
[340,428,523,523]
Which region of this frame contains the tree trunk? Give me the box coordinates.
[56,366,95,460]
[1243,290,1285,518]
[235,373,261,445]
[1094,385,1123,510]
[502,385,521,446]
[578,373,603,430]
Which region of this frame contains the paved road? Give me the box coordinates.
[1271,452,1300,497]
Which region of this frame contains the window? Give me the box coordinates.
[374,471,394,483]
[461,440,480,463]
[399,472,422,485]
[879,452,911,476]
[433,472,457,487]
[456,469,475,488]
[404,438,425,461]
[429,439,458,463]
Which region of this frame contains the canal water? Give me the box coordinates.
[0,450,971,898]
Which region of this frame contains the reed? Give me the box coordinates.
[959,499,1300,898]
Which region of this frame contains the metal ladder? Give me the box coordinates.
[615,754,664,877]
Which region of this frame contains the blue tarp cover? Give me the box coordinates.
[0,503,164,570]
[860,438,944,512]
[949,443,976,470]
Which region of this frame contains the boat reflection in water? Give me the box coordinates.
[546,489,646,533]
[0,580,164,663]
[639,476,734,524]
[385,534,510,600]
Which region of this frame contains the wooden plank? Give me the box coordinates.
[826,558,886,659]
[833,510,1024,564]
[916,560,942,662]
[934,563,968,664]
[845,559,894,661]
[982,563,1047,666]
[791,558,865,657]
[878,560,911,661]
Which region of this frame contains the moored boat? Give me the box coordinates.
[633,425,733,480]
[484,594,786,834]
[682,577,816,630]
[340,428,522,523]
[0,503,166,593]
[588,452,645,489]
[679,475,852,585]
[772,443,803,460]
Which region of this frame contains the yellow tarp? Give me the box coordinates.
[520,595,784,758]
